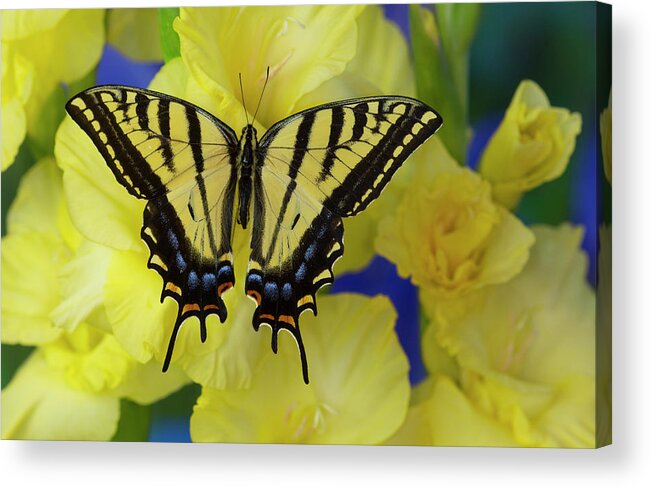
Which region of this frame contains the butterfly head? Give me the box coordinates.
[241,125,258,138]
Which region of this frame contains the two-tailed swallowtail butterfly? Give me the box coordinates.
[66,84,442,383]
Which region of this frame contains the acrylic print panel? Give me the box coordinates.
[0,2,611,447]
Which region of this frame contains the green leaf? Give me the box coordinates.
[436,4,481,109]
[158,8,181,63]
[1,344,34,389]
[151,382,201,417]
[409,5,481,165]
[111,399,151,441]
[409,5,464,164]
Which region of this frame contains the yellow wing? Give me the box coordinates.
[246,96,442,383]
[66,86,239,370]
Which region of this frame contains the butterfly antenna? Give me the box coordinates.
[252,66,270,124]
[239,72,250,126]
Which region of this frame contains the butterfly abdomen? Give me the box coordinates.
[236,125,259,228]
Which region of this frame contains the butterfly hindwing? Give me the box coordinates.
[247,96,442,382]
[66,86,239,369]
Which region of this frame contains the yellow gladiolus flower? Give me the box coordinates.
[386,375,519,447]
[2,158,74,344]
[190,294,410,444]
[1,43,32,169]
[173,5,413,131]
[376,137,534,298]
[1,159,189,440]
[2,324,188,440]
[600,90,612,183]
[479,80,582,208]
[54,5,418,387]
[1,9,105,169]
[2,351,120,441]
[414,225,596,447]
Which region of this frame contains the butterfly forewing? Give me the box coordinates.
[66,86,240,370]
[246,96,442,382]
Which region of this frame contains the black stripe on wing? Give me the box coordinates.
[328,99,442,216]
[65,85,238,199]
[66,85,241,372]
[245,207,344,384]
[249,95,441,384]
[259,96,442,218]
[142,197,236,372]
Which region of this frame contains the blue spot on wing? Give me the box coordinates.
[247,272,262,285]
[281,283,293,301]
[176,252,187,272]
[295,263,307,282]
[188,271,199,290]
[167,230,179,250]
[202,273,216,291]
[304,242,316,262]
[264,282,279,301]
[217,266,232,280]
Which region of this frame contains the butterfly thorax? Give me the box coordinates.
[236,124,259,229]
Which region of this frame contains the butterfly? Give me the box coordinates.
[65,84,442,383]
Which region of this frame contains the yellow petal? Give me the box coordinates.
[1,98,27,170]
[376,150,534,298]
[191,294,410,444]
[104,238,278,390]
[1,232,66,345]
[475,206,535,286]
[113,360,190,405]
[293,5,415,113]
[534,376,596,448]
[383,399,434,446]
[428,376,518,447]
[175,5,365,128]
[346,6,415,96]
[479,80,582,208]
[149,56,189,97]
[431,225,596,447]
[1,158,87,345]
[50,241,113,332]
[54,117,143,252]
[104,249,178,363]
[1,10,68,41]
[1,351,119,440]
[420,320,459,381]
[6,10,105,136]
[1,42,33,169]
[5,157,62,236]
[41,325,134,393]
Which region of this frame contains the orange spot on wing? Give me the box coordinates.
[279,315,295,327]
[217,281,233,295]
[203,304,220,311]
[165,282,182,295]
[247,290,262,305]
[182,303,201,314]
[259,314,275,322]
[297,295,313,307]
